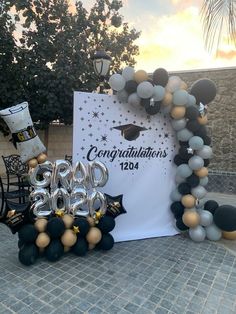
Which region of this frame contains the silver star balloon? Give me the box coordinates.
[199,102,208,117]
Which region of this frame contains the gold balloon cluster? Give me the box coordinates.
[28,152,48,168]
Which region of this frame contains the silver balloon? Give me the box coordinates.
[175,174,186,184]
[153,85,165,101]
[117,89,129,103]
[137,81,154,99]
[173,90,189,106]
[188,155,204,170]
[195,199,205,209]
[72,161,89,188]
[197,145,213,159]
[29,161,52,188]
[177,128,193,142]
[170,188,182,201]
[30,188,51,218]
[186,94,196,107]
[200,176,209,186]
[128,92,141,107]
[122,66,135,81]
[70,187,88,217]
[176,164,193,178]
[171,118,187,131]
[109,73,126,91]
[51,187,70,214]
[50,160,72,192]
[189,136,204,150]
[191,186,207,199]
[205,223,222,241]
[88,191,107,217]
[200,210,213,227]
[89,161,108,188]
[189,225,206,242]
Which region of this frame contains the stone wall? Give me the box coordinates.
[1,67,235,178]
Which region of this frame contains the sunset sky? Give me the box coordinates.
[80,0,236,72]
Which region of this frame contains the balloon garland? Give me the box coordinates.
[108,66,231,242]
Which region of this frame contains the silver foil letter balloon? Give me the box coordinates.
[30,188,51,218]
[50,160,72,191]
[70,187,88,217]
[88,161,109,188]
[29,161,53,188]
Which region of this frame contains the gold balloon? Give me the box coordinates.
[35,232,50,248]
[88,243,96,250]
[162,92,173,106]
[37,153,47,164]
[182,211,200,228]
[194,167,208,178]
[170,106,186,119]
[61,229,77,247]
[197,115,208,125]
[86,227,102,244]
[28,158,38,168]
[181,194,196,208]
[180,81,188,90]
[87,216,95,227]
[62,214,74,229]
[134,70,148,84]
[34,218,48,232]
[222,231,236,240]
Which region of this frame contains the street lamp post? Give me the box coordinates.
[91,50,111,94]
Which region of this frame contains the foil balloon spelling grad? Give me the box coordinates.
[29,160,109,218]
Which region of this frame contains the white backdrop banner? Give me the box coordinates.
[73,92,179,242]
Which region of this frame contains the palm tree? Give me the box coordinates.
[201,0,236,53]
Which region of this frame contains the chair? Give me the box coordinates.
[2,154,30,191]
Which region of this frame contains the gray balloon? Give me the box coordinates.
[188,155,204,170]
[175,174,186,184]
[205,224,222,241]
[200,210,213,227]
[189,226,206,242]
[197,145,213,159]
[191,185,207,199]
[117,89,129,103]
[170,189,182,201]
[173,90,189,106]
[189,136,204,150]
[177,128,193,142]
[128,92,141,107]
[176,164,193,178]
[171,118,187,131]
[186,94,196,107]
[200,176,208,186]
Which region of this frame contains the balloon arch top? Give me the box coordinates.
[108,66,221,242]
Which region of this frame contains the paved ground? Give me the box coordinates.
[0,193,236,314]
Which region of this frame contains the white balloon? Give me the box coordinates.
[188,155,204,170]
[189,226,206,242]
[173,90,189,106]
[109,73,126,91]
[191,185,207,199]
[153,85,165,101]
[137,81,154,99]
[166,76,182,93]
[177,128,193,142]
[196,145,213,159]
[205,224,222,241]
[122,66,135,81]
[170,188,182,201]
[189,136,204,150]
[200,210,213,227]
[176,164,193,178]
[171,118,187,131]
[128,93,141,107]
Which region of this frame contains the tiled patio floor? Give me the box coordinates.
[1,222,236,314]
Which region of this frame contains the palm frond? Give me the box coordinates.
[201,0,236,53]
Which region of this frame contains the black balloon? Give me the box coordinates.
[203,135,211,145]
[186,174,200,188]
[186,120,201,133]
[194,125,207,138]
[18,224,38,243]
[176,218,189,231]
[190,79,217,105]
[141,98,151,108]
[45,239,64,262]
[204,200,219,214]
[124,80,138,94]
[105,194,127,218]
[72,238,88,256]
[178,183,192,195]
[18,244,39,266]
[97,233,114,250]
[153,68,169,87]
[185,106,199,120]
[170,202,185,219]
[214,205,236,231]
[204,159,210,167]
[179,146,193,161]
[73,218,90,237]
[18,239,25,249]
[46,217,65,239]
[174,154,187,166]
[145,101,161,115]
[97,216,116,234]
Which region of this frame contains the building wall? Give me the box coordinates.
[0,67,235,177]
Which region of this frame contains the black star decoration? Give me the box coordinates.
[105,194,127,218]
[92,111,99,118]
[101,135,108,142]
